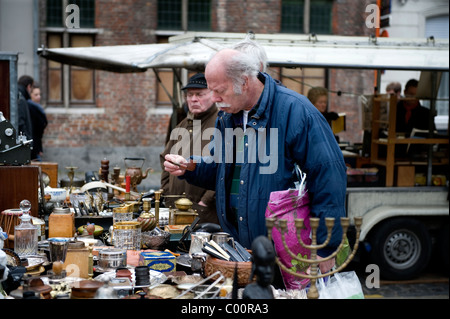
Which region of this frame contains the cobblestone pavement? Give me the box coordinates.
[357,270,449,299]
[362,280,449,299]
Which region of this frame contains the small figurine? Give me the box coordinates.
[86,223,95,236]
[242,236,276,299]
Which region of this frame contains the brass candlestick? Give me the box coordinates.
[65,166,78,191]
[154,190,161,227]
[265,216,363,299]
[88,243,94,280]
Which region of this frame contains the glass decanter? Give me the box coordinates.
[14,199,38,257]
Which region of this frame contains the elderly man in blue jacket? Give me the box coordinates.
[164,49,347,263]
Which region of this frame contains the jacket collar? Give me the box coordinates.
[187,104,218,121]
[18,84,31,101]
[248,72,276,128]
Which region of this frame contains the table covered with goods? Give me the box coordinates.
[0,159,363,300]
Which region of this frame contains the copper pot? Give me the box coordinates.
[124,157,152,191]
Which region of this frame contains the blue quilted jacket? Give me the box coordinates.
[182,73,347,255]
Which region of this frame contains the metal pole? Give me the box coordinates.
[33,0,40,83]
[63,0,70,108]
[304,0,310,34]
[8,53,19,129]
[182,0,188,31]
[426,72,438,186]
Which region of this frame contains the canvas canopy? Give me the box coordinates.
[37,32,449,73]
[37,39,220,73]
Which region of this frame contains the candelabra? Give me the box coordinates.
[266,216,363,299]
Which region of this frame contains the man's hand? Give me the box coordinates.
[164,154,188,176]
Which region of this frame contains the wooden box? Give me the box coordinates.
[31,162,58,188]
[332,112,346,134]
[169,208,198,225]
[48,212,75,238]
[396,166,415,187]
[0,166,39,217]
[63,247,90,279]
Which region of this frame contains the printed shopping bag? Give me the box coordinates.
[265,165,312,290]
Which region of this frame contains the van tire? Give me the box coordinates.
[368,218,432,280]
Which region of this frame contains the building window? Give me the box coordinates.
[45,0,96,108]
[156,1,211,106]
[158,0,182,30]
[279,67,327,98]
[70,35,95,104]
[47,34,95,107]
[188,0,211,31]
[46,0,63,27]
[281,0,304,34]
[157,0,211,31]
[425,15,449,124]
[310,0,332,34]
[281,0,333,34]
[47,34,63,103]
[47,0,95,28]
[71,0,95,28]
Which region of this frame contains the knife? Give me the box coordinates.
[221,242,245,262]
[234,241,252,262]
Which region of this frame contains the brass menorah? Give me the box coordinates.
[266,216,363,299]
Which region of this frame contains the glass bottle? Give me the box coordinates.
[14,200,38,257]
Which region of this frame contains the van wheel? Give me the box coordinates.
[368,218,432,280]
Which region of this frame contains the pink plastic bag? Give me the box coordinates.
[265,166,312,290]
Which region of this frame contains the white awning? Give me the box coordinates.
[37,32,449,73]
[37,39,221,73]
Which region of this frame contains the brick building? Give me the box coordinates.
[2,0,446,190]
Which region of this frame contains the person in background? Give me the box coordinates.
[17,75,33,142]
[386,82,402,98]
[28,84,48,161]
[160,73,219,224]
[395,79,436,158]
[164,49,347,267]
[30,84,41,104]
[396,79,435,137]
[307,87,339,127]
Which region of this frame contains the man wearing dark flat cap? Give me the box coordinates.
[160,73,219,224]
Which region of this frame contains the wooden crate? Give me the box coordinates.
[31,162,58,188]
[396,166,415,187]
[0,166,39,217]
[63,247,90,279]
